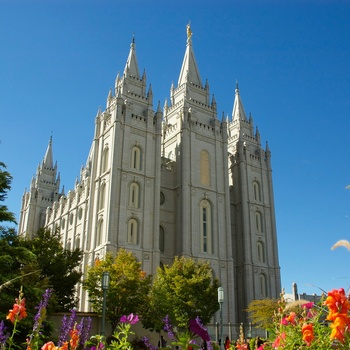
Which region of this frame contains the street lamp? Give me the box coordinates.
[101,271,110,336]
[218,286,224,348]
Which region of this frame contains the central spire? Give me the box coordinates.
[123,34,140,79]
[177,23,202,87]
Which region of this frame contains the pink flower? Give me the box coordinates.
[120,313,139,325]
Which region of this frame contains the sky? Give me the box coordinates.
[1,0,350,297]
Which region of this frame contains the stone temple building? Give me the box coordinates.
[18,25,281,328]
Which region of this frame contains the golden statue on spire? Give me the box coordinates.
[187,23,192,40]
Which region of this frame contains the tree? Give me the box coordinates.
[23,228,83,311]
[0,162,16,224]
[246,298,280,330]
[83,249,152,331]
[144,256,220,329]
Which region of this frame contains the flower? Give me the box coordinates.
[0,320,9,347]
[6,296,27,324]
[41,341,57,350]
[120,313,139,325]
[301,323,314,346]
[189,317,210,341]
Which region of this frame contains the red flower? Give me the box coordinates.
[6,297,27,324]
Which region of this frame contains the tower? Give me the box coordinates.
[228,84,281,321]
[18,26,281,326]
[19,136,61,238]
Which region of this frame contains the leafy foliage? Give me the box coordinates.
[82,249,152,331]
[0,162,16,224]
[23,228,83,311]
[144,256,220,329]
[246,298,280,330]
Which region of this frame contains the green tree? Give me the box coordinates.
[145,256,220,329]
[83,249,152,331]
[23,228,83,311]
[0,162,16,224]
[246,298,280,330]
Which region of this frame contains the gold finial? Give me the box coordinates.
[187,23,192,40]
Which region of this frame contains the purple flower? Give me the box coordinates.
[33,289,52,332]
[189,317,210,341]
[79,317,92,348]
[120,313,139,325]
[162,315,175,340]
[0,321,9,346]
[58,308,77,346]
[142,336,158,350]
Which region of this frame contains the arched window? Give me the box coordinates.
[102,147,109,173]
[257,241,265,263]
[66,239,71,251]
[99,183,106,210]
[131,146,141,171]
[127,218,138,244]
[255,211,263,233]
[260,273,268,297]
[253,181,261,202]
[159,226,165,252]
[96,219,103,246]
[200,150,210,186]
[200,199,212,254]
[129,182,140,208]
[75,235,81,250]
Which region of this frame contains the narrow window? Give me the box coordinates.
[127,218,138,244]
[131,146,141,171]
[129,182,140,208]
[257,241,265,263]
[102,147,109,173]
[159,226,165,252]
[253,181,261,202]
[200,200,212,253]
[256,211,263,233]
[99,183,106,210]
[97,219,103,246]
[260,274,267,297]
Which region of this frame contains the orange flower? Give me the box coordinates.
[6,297,27,323]
[69,326,80,350]
[41,341,57,350]
[302,323,314,346]
[58,342,68,350]
[324,288,350,314]
[286,312,297,325]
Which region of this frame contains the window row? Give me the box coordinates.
[100,145,143,175]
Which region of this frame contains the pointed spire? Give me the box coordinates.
[157,100,162,113]
[43,136,54,169]
[232,82,247,121]
[178,23,202,87]
[123,33,140,79]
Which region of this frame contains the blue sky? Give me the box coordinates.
[1,0,350,297]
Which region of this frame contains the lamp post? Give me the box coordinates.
[101,271,110,336]
[218,286,224,348]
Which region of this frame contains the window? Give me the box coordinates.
[102,147,109,173]
[159,226,165,252]
[131,146,141,171]
[200,150,210,186]
[200,199,212,253]
[99,183,106,210]
[257,241,265,263]
[127,218,138,244]
[75,235,81,250]
[96,219,103,246]
[255,211,263,233]
[253,181,261,202]
[129,182,140,208]
[260,273,267,297]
